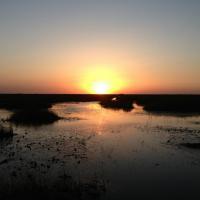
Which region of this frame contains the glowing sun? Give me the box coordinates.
[92,81,109,94]
[81,66,127,94]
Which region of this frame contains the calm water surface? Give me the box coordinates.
[0,102,200,199]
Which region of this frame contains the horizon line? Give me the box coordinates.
[0,93,199,95]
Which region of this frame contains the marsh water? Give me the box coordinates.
[0,102,200,199]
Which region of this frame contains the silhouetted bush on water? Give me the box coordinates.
[9,109,61,126]
[100,96,134,112]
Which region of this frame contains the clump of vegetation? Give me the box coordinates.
[100,95,134,112]
[9,110,61,127]
[0,123,14,139]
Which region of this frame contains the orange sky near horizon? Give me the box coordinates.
[0,1,200,94]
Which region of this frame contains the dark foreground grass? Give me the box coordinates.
[0,173,106,200]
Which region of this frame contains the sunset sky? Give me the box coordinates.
[0,0,199,94]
